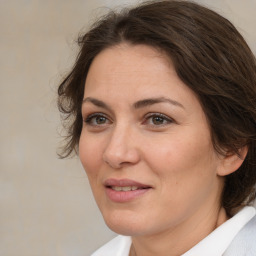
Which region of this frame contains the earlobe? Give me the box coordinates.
[217,146,248,176]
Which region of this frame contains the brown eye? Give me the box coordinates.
[152,116,165,125]
[84,113,110,126]
[95,116,107,124]
[143,113,174,127]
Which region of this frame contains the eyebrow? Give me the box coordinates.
[82,97,112,111]
[82,96,184,110]
[133,97,184,109]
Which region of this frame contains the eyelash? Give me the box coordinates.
[83,112,174,128]
[143,113,174,127]
[84,113,111,126]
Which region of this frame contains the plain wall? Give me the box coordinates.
[1,0,255,255]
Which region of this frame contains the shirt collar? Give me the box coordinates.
[182,206,256,256]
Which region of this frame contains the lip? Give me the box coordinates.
[104,178,152,203]
[104,178,151,188]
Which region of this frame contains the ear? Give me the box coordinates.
[217,146,248,176]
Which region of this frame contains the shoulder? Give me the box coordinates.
[91,235,132,256]
[224,214,256,256]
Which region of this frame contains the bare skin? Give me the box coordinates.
[130,207,228,256]
[79,43,245,256]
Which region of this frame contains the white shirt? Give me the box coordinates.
[91,206,256,256]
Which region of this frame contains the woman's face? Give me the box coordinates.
[79,44,225,237]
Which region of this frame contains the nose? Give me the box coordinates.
[102,125,140,169]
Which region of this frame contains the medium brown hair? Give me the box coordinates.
[57,0,256,215]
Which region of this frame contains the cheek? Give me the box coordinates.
[144,130,217,181]
[79,133,103,179]
[144,134,220,215]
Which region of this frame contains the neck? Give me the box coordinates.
[130,206,228,256]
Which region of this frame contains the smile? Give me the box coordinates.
[111,186,140,191]
[104,179,152,202]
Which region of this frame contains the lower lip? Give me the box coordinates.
[105,187,151,203]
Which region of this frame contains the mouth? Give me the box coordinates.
[110,186,145,191]
[104,179,152,202]
[104,178,152,190]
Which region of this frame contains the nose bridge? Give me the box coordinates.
[103,122,139,168]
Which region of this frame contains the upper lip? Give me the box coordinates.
[104,178,152,188]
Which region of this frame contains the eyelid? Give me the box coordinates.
[144,112,174,121]
[142,112,175,126]
[82,111,175,127]
[83,112,112,125]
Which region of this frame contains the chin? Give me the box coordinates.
[102,209,148,236]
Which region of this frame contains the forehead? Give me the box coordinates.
[83,43,201,112]
[89,44,170,75]
[85,44,175,92]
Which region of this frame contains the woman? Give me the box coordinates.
[57,1,256,255]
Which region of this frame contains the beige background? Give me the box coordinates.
[1,0,255,255]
